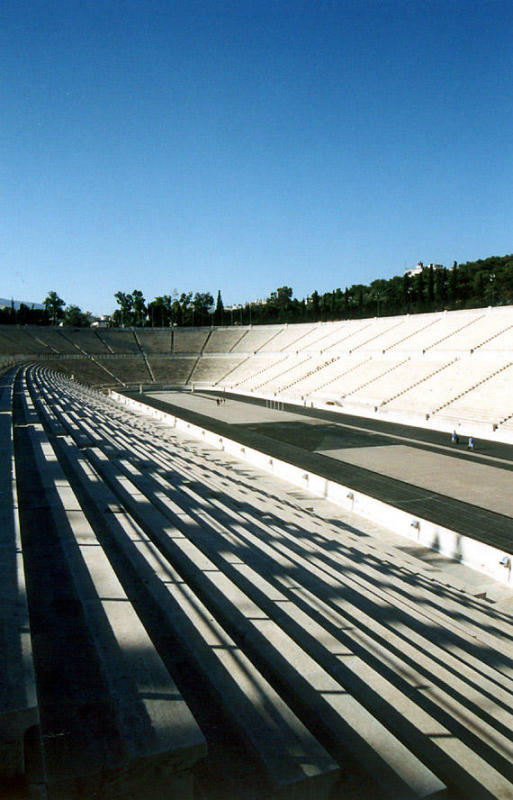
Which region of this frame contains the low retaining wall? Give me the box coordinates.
[110,390,513,590]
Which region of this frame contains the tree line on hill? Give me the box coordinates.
[2,254,512,327]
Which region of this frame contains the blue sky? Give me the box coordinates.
[1,0,512,315]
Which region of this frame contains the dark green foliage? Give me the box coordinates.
[114,289,146,326]
[0,303,49,325]
[147,295,173,327]
[260,254,513,323]
[214,290,224,325]
[62,305,91,327]
[3,253,513,328]
[44,290,65,325]
[108,253,513,326]
[192,292,214,326]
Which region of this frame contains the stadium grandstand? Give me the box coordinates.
[4,307,513,436]
[3,306,513,800]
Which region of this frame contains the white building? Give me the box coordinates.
[404,261,446,277]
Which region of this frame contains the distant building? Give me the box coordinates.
[224,298,268,310]
[404,261,446,277]
[90,315,110,328]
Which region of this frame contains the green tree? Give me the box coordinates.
[62,305,91,327]
[427,265,434,304]
[113,289,145,326]
[402,274,413,312]
[483,272,497,306]
[114,291,134,326]
[319,291,333,321]
[178,292,193,325]
[386,275,403,313]
[170,298,182,326]
[413,271,424,307]
[17,303,30,325]
[44,291,65,325]
[268,286,294,320]
[193,292,214,325]
[498,262,513,303]
[369,279,388,316]
[309,290,320,320]
[131,289,146,326]
[473,272,486,304]
[215,290,224,325]
[148,295,172,327]
[448,265,459,305]
[434,267,448,306]
[343,288,350,315]
[332,288,344,319]
[349,284,366,316]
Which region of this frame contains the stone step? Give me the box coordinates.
[97,448,513,800]
[81,444,447,800]
[0,369,39,783]
[43,373,513,661]
[31,367,513,800]
[41,376,513,724]
[47,424,342,800]
[78,401,513,656]
[67,388,513,798]
[149,428,513,651]
[18,374,206,800]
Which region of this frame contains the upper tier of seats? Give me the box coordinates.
[4,305,513,434]
[0,306,513,355]
[3,306,513,357]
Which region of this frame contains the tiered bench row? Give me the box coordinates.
[5,305,513,431]
[5,363,513,799]
[2,368,208,800]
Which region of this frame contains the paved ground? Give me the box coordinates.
[132,389,513,555]
[320,444,513,516]
[148,392,513,510]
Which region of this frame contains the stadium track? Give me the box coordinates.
[126,389,513,555]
